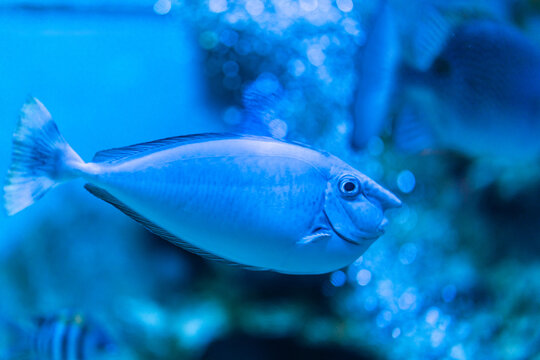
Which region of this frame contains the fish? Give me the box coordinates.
[352,1,540,160]
[1,311,114,360]
[395,9,540,160]
[352,0,399,149]
[3,98,401,275]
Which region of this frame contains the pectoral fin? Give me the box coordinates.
[297,230,332,245]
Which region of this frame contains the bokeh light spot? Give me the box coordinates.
[330,270,347,287]
[223,106,242,125]
[425,307,440,326]
[222,60,239,77]
[288,59,306,77]
[356,269,372,286]
[450,344,467,360]
[364,296,378,312]
[442,285,457,303]
[153,0,171,15]
[430,329,445,348]
[209,0,228,13]
[219,29,239,47]
[398,289,417,310]
[399,243,418,265]
[245,0,265,16]
[300,0,318,12]
[307,44,325,67]
[336,0,353,13]
[376,310,392,328]
[269,119,288,139]
[397,170,416,194]
[199,31,219,50]
[254,72,280,93]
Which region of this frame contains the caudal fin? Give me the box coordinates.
[3,98,83,215]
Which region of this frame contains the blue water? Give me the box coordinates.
[1,1,539,359]
[0,4,221,256]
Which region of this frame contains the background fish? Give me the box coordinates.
[396,15,540,160]
[3,99,400,275]
[352,1,540,161]
[352,0,399,149]
[1,311,114,360]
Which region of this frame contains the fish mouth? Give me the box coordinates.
[323,211,382,246]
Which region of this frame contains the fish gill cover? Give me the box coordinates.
[0,0,539,360]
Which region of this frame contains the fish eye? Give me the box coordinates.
[338,176,361,198]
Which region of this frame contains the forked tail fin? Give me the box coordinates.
[3,98,84,215]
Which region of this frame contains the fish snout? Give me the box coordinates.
[366,184,402,210]
[382,191,402,210]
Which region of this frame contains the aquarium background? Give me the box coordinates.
[1,0,539,359]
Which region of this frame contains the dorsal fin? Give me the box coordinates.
[84,183,268,271]
[92,132,326,165]
[409,4,454,71]
[92,133,234,163]
[237,74,288,139]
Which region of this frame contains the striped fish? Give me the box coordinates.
[3,312,114,360]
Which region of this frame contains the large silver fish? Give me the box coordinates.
[4,99,400,274]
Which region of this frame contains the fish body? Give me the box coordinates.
[4,99,400,275]
[2,312,113,360]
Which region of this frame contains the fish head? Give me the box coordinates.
[324,167,401,245]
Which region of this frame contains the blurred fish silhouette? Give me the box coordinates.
[354,2,540,161]
[1,311,114,360]
[352,0,399,149]
[395,7,540,160]
[3,98,400,275]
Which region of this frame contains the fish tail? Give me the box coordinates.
[3,98,85,216]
